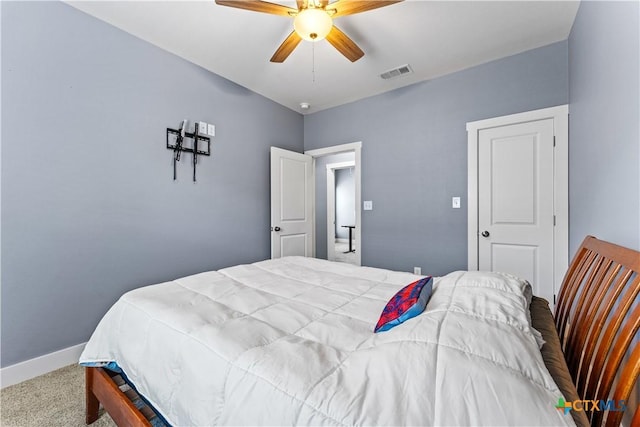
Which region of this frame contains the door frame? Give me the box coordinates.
[326,161,356,261]
[466,105,568,298]
[305,142,362,266]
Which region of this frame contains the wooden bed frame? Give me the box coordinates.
[85,366,151,426]
[85,235,640,426]
[555,236,640,426]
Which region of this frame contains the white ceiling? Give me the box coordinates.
[65,0,580,114]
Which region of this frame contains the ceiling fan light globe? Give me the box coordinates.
[293,9,332,42]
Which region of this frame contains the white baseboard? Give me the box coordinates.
[1,342,86,388]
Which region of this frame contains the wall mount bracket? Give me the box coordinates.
[167,125,211,182]
[166,128,211,156]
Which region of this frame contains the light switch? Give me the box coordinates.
[198,121,207,134]
[452,197,461,209]
[207,124,215,136]
[363,200,373,211]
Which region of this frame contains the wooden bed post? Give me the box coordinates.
[85,367,100,424]
[84,367,151,426]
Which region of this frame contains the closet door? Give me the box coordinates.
[477,119,555,303]
[467,105,568,308]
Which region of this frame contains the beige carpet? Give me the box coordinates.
[1,364,116,427]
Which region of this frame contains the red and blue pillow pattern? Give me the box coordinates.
[374,276,433,333]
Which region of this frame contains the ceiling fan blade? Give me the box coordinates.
[326,25,364,62]
[329,0,403,18]
[215,0,297,17]
[270,31,303,62]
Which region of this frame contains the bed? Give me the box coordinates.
[80,236,639,426]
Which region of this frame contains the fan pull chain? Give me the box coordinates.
[312,42,316,83]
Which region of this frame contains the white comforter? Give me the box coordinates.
[80,257,573,426]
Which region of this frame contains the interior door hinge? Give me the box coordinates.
[553,136,556,147]
[554,294,556,305]
[553,215,556,226]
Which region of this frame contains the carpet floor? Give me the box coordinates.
[1,364,115,427]
[334,241,357,265]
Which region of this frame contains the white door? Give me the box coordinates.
[468,106,568,307]
[270,147,313,259]
[477,119,555,303]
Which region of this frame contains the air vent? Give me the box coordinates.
[380,64,413,80]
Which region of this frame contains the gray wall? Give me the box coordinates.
[1,1,303,367]
[304,41,569,275]
[335,168,356,239]
[568,1,640,254]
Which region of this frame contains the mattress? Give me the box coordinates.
[80,256,574,426]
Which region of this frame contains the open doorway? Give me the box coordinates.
[326,160,356,264]
[305,142,362,266]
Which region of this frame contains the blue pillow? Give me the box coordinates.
[374,276,433,333]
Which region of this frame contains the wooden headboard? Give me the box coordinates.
[555,236,640,427]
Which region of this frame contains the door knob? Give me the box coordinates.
[274,226,281,232]
[481,230,490,238]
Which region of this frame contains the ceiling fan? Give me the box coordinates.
[215,0,403,63]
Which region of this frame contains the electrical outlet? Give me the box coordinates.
[363,200,373,211]
[413,267,421,275]
[207,124,215,137]
[198,121,207,134]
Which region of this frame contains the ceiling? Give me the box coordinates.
[65,0,580,114]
